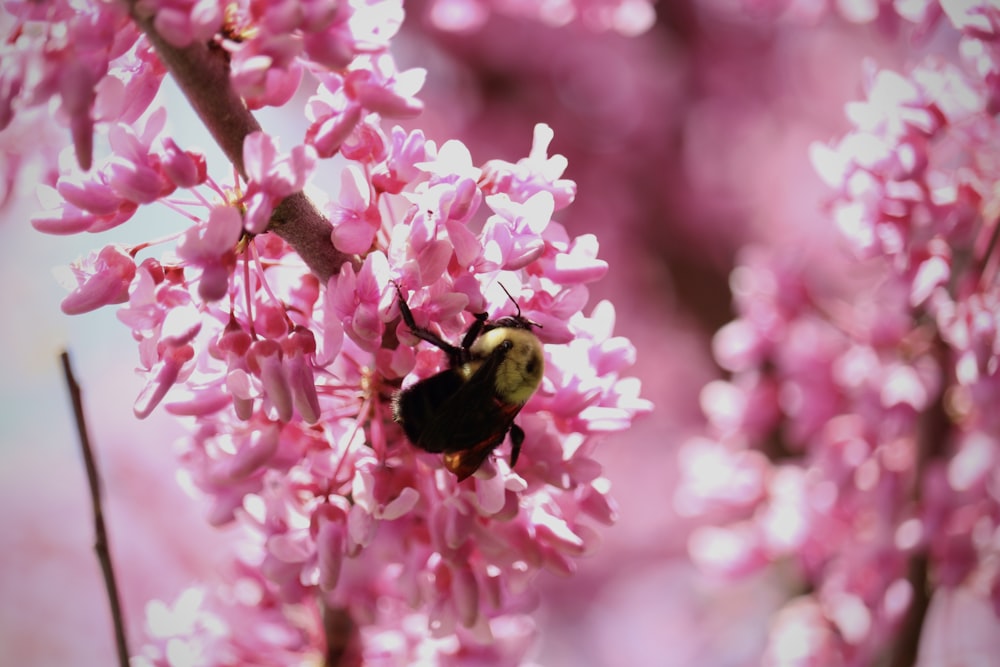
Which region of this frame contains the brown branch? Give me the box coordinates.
[322,603,361,667]
[890,553,930,667]
[888,337,951,667]
[127,8,358,283]
[60,351,130,667]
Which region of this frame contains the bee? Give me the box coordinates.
[391,284,545,481]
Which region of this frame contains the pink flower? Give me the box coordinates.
[371,126,433,194]
[228,34,305,109]
[138,120,647,659]
[175,205,242,301]
[425,0,656,35]
[16,0,651,658]
[242,132,317,233]
[675,12,1000,665]
[160,138,207,189]
[326,253,392,352]
[329,166,380,254]
[58,244,137,314]
[479,124,576,210]
[762,597,844,667]
[56,173,129,216]
[144,0,224,49]
[305,77,363,158]
[301,0,404,69]
[343,58,425,119]
[134,342,197,419]
[480,192,552,270]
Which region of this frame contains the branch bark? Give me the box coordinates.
[127,9,358,282]
[888,335,951,667]
[322,603,361,667]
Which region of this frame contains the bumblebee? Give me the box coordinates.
[391,285,544,480]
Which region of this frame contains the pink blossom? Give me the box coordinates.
[13,1,654,663]
[228,34,305,109]
[94,45,164,126]
[762,597,844,667]
[56,173,129,216]
[326,253,392,351]
[160,138,207,189]
[480,123,576,210]
[242,132,317,233]
[674,436,769,516]
[305,74,365,158]
[329,166,380,254]
[426,0,656,35]
[41,109,174,232]
[302,0,404,69]
[672,8,1000,664]
[134,343,196,419]
[281,327,322,424]
[343,59,426,119]
[131,121,645,658]
[371,126,433,194]
[5,1,138,170]
[480,192,552,270]
[58,244,137,314]
[144,0,224,49]
[534,227,608,284]
[215,325,255,420]
[175,205,242,302]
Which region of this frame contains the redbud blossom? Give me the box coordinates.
[8,0,653,658]
[680,3,1000,662]
[58,245,137,315]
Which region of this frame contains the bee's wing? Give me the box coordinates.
[436,398,522,481]
[443,440,503,481]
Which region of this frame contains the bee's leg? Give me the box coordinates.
[460,311,488,349]
[509,423,525,468]
[394,284,462,356]
[394,283,422,330]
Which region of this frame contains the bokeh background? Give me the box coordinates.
[0,1,978,665]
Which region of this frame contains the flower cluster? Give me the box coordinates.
[4,0,650,662]
[678,2,1000,664]
[421,0,656,35]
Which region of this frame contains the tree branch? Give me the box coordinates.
[60,351,130,667]
[888,335,951,667]
[322,602,361,667]
[890,553,930,667]
[127,8,358,282]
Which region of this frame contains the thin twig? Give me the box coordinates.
[60,351,131,667]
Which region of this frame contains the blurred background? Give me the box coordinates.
[0,1,934,664]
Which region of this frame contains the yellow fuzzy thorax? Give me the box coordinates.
[465,327,544,404]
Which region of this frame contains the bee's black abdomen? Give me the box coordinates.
[392,369,465,452]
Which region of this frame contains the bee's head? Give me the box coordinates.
[471,325,544,404]
[484,314,537,333]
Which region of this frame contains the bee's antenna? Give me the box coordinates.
[497,282,521,317]
[496,282,541,329]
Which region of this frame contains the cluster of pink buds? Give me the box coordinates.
[3,0,651,662]
[678,2,1000,664]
